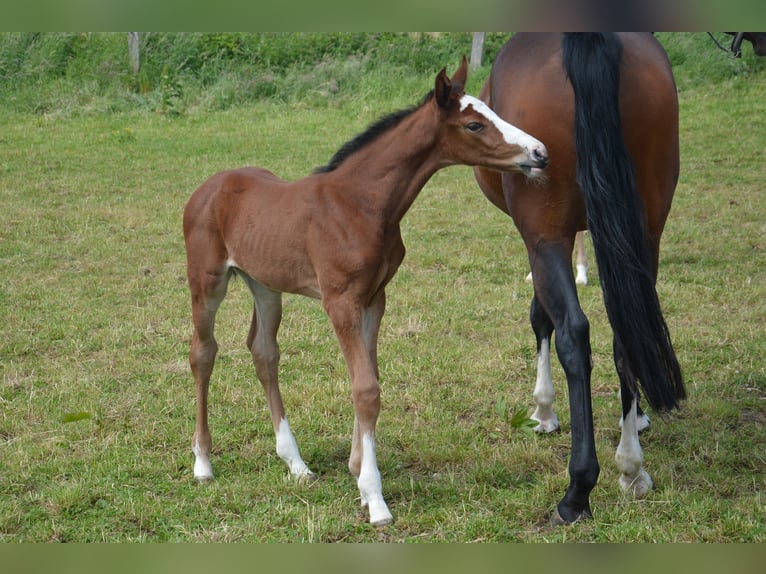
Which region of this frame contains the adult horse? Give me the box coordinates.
[183,58,548,526]
[723,32,766,57]
[474,33,686,524]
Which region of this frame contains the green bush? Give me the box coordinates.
[0,32,762,116]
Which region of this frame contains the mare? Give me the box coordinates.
[473,33,686,524]
[183,58,548,526]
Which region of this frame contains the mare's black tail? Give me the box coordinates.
[562,33,685,411]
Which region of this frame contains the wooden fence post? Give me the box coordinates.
[128,32,140,75]
[470,32,485,70]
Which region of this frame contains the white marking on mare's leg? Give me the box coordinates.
[575,231,588,285]
[575,263,588,286]
[358,433,393,527]
[531,338,560,433]
[276,418,314,480]
[193,439,214,481]
[615,398,653,498]
[619,412,651,433]
[618,388,651,432]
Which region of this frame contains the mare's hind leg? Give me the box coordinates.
[526,231,588,285]
[574,231,589,286]
[530,242,599,524]
[188,265,230,481]
[530,295,559,433]
[613,341,653,497]
[243,276,314,480]
[619,389,650,432]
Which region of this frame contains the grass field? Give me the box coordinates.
[0,34,764,542]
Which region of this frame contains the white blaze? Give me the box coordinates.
[459,94,544,152]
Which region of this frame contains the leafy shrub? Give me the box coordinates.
[0,32,761,116]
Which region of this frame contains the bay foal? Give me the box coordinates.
[183,59,548,526]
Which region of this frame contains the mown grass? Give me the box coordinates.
[0,33,764,542]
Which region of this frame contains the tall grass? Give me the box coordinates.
[0,33,764,542]
[0,33,512,115]
[4,32,758,117]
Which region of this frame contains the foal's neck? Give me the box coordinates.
[324,105,444,225]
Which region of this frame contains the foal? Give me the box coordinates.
[183,59,548,526]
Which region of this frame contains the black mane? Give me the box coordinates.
[314,90,434,174]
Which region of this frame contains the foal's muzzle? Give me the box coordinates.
[519,144,549,177]
[530,145,549,169]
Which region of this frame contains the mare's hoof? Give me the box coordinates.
[619,469,653,498]
[370,514,394,528]
[533,419,560,434]
[296,471,319,485]
[549,507,592,526]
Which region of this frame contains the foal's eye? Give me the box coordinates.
[465,122,484,133]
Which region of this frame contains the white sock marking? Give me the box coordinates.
[575,263,588,285]
[531,338,559,433]
[276,418,313,478]
[193,439,213,480]
[615,398,653,497]
[358,433,393,526]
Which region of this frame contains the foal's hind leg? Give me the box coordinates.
[530,295,560,433]
[188,266,230,481]
[613,341,653,498]
[243,277,314,480]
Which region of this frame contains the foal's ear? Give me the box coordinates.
[434,67,452,108]
[450,55,468,91]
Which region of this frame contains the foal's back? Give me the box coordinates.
[183,166,325,298]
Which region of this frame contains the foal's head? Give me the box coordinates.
[434,57,548,178]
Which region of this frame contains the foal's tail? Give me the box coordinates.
[562,33,685,412]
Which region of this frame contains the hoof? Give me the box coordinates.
[532,412,560,434]
[362,496,393,527]
[619,469,653,498]
[370,512,394,528]
[296,470,319,485]
[533,420,560,434]
[549,506,592,526]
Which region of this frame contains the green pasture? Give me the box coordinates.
[0,33,764,542]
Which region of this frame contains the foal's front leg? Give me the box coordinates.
[326,291,393,527]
